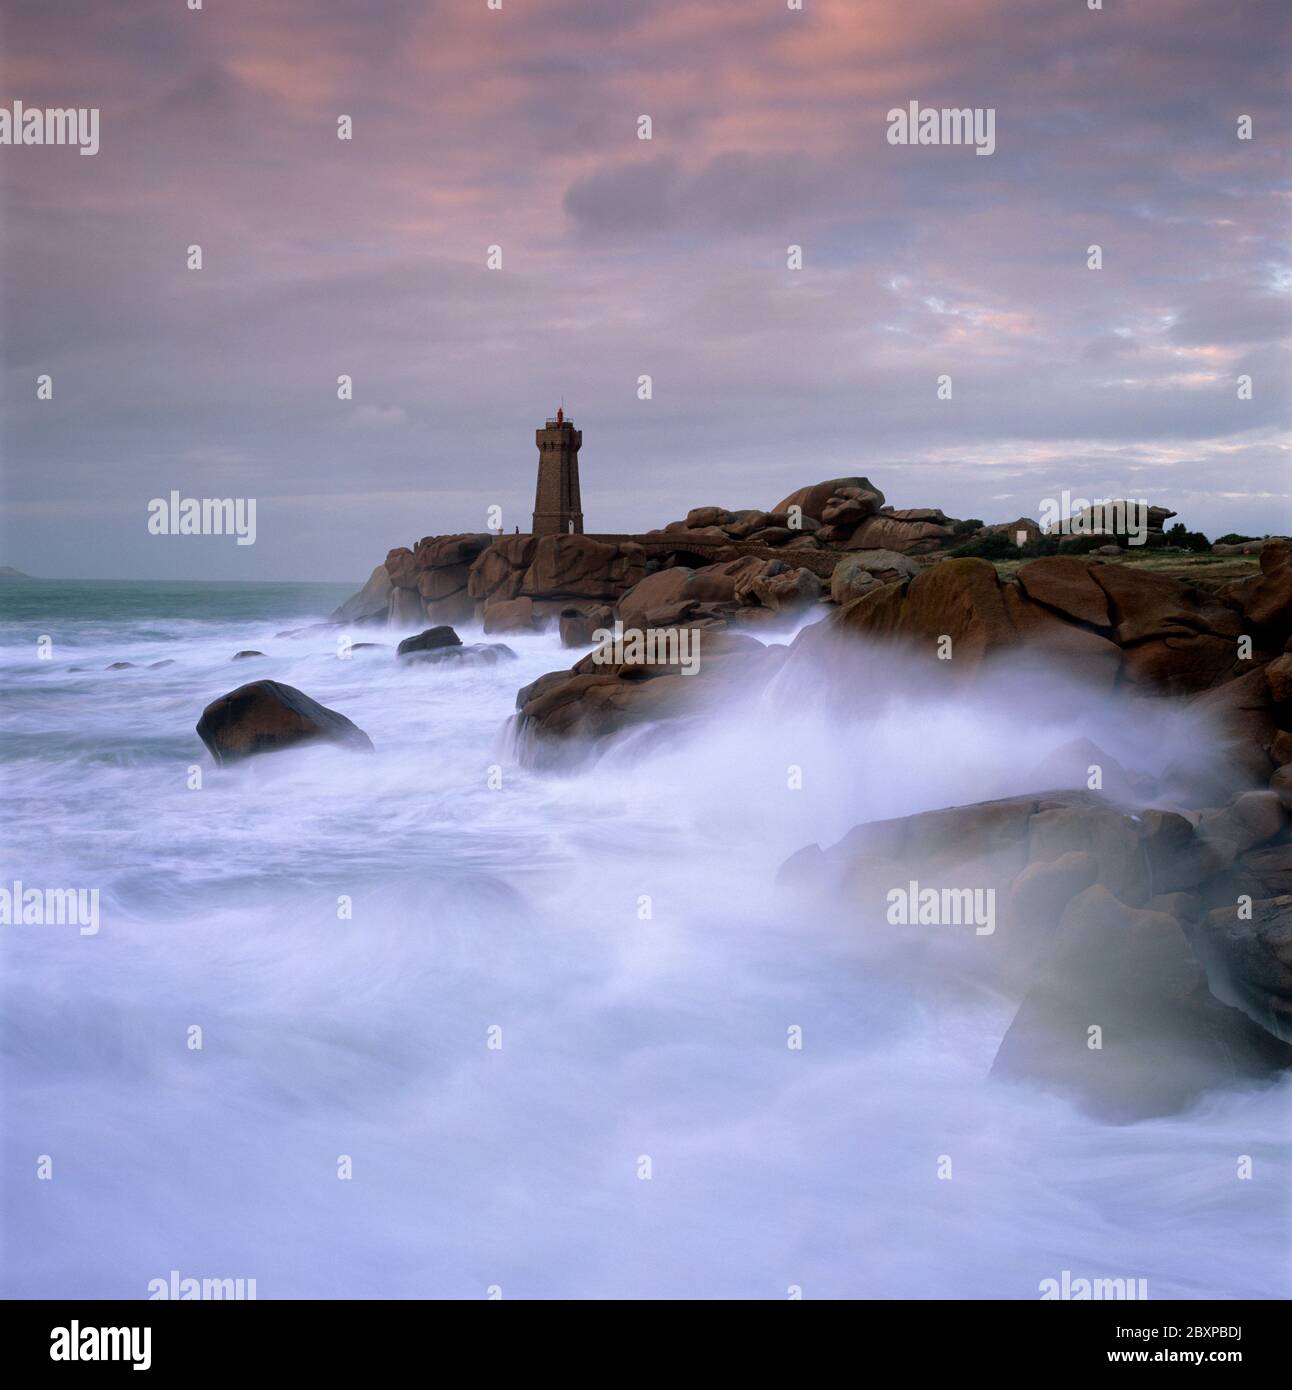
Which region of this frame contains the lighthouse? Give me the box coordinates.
[532,406,584,536]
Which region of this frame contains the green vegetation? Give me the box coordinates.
[951,531,1103,561]
[949,530,1016,559]
[1164,523,1211,552]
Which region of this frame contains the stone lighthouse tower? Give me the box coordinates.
[532,406,583,535]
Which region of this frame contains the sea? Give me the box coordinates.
[1,578,1287,1298]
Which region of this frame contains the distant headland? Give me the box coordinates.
[333,407,1276,641]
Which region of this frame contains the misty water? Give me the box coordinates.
[2,580,1288,1298]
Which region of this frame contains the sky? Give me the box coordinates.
[1,0,1289,581]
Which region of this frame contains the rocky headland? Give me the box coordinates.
[201,475,1292,1121]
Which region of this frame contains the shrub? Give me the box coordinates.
[950,531,1017,560]
[1165,523,1211,552]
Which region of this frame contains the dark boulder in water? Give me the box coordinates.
[778,785,1292,1121]
[106,661,136,669]
[402,641,518,668]
[396,626,463,657]
[232,650,265,660]
[990,884,1292,1123]
[1193,894,1292,1045]
[395,626,515,667]
[196,680,373,765]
